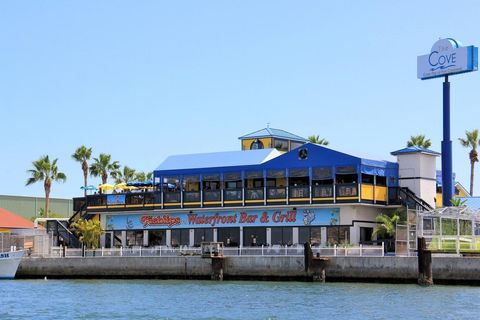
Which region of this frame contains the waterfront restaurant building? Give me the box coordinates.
[73,128,438,249]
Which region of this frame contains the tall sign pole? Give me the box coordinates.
[442,75,452,206]
[417,38,478,206]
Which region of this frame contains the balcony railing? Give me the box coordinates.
[267,187,286,200]
[224,189,242,201]
[78,183,400,212]
[289,186,309,198]
[183,191,200,203]
[204,190,221,202]
[336,183,358,198]
[164,191,181,203]
[245,188,264,201]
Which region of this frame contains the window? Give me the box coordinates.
[194,228,213,246]
[327,226,350,245]
[250,139,264,150]
[243,227,267,246]
[273,139,289,151]
[298,227,322,246]
[291,141,305,150]
[171,229,190,247]
[361,174,374,184]
[376,176,387,186]
[126,230,143,247]
[271,227,293,246]
[218,228,240,247]
[149,230,166,246]
[360,227,373,243]
[114,231,122,247]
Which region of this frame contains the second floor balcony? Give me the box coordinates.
[77,182,394,213]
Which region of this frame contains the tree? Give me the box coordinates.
[308,135,329,146]
[89,153,120,184]
[72,145,92,196]
[26,155,67,218]
[373,212,400,239]
[407,134,432,149]
[459,129,479,196]
[114,166,136,184]
[71,218,103,250]
[451,198,467,207]
[134,171,153,182]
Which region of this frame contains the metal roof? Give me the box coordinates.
[238,127,307,142]
[155,149,282,172]
[390,146,440,156]
[459,197,480,210]
[154,143,399,183]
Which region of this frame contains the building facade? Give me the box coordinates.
[70,128,436,249]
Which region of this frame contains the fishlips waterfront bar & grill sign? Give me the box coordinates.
[105,208,340,230]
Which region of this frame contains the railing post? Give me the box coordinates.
[120,246,123,257]
[285,245,287,256]
[382,242,385,257]
[334,244,337,256]
[101,247,104,257]
[261,245,264,256]
[360,244,363,257]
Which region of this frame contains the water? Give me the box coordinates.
[1,280,479,319]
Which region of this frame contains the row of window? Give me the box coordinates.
[111,226,352,248]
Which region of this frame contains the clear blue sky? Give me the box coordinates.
[1,1,480,199]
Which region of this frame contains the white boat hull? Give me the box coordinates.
[0,250,24,279]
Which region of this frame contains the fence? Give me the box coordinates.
[36,243,385,258]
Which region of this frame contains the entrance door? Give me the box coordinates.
[104,232,113,248]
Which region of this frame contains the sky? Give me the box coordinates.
[1,1,480,199]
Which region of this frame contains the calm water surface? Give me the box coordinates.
[1,280,479,319]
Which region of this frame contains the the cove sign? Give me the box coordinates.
[417,38,478,80]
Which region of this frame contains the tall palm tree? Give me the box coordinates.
[89,153,120,185]
[114,166,137,184]
[26,155,67,218]
[459,129,479,195]
[308,135,329,146]
[72,145,92,196]
[407,134,431,149]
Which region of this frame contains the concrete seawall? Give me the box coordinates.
[16,256,480,283]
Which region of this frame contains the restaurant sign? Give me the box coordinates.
[105,208,340,230]
[417,38,478,80]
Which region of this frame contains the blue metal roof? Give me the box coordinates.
[154,143,398,183]
[155,149,281,173]
[239,127,307,142]
[391,146,440,156]
[458,197,480,209]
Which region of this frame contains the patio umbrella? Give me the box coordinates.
[114,183,127,189]
[98,183,115,191]
[80,185,97,191]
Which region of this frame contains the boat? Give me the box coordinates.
[0,249,24,279]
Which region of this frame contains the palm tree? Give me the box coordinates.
[89,153,120,185]
[459,129,479,195]
[134,171,153,182]
[72,145,92,196]
[373,213,400,239]
[308,135,329,146]
[407,134,432,149]
[26,155,67,218]
[114,166,137,184]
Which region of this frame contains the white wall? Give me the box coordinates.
[396,152,437,208]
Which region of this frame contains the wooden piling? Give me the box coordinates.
[211,257,224,281]
[417,237,433,286]
[304,242,329,282]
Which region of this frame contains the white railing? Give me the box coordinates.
[36,243,385,258]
